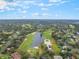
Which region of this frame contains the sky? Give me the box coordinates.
[0,0,79,19]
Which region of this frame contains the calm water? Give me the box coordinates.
[31,32,43,48]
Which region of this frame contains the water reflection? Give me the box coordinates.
[31,32,43,48]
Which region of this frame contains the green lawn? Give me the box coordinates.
[52,44,61,55]
[0,54,11,59]
[18,32,35,52]
[43,29,52,40]
[43,29,61,55]
[18,29,61,55]
[18,29,52,52]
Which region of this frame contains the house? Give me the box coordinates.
[44,39,52,50]
[54,56,63,59]
[28,58,35,59]
[11,52,21,59]
[76,32,79,35]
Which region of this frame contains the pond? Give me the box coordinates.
[31,32,43,48]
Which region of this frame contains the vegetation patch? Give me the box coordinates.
[43,29,52,40]
[18,32,35,52]
[0,54,11,59]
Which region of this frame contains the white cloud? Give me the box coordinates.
[31,12,51,19]
[34,3,53,7]
[46,3,54,6]
[21,10,27,14]
[32,0,68,8]
[32,12,50,17]
[5,6,15,11]
[5,7,11,10]
[0,0,69,19]
[0,9,5,12]
[42,13,49,16]
[75,8,79,10]
[0,1,7,9]
[24,0,35,4]
[48,0,68,5]
[49,0,61,3]
[56,0,68,5]
[60,0,67,3]
[41,7,48,10]
[22,6,30,9]
[37,3,45,7]
[55,14,58,17]
[7,2,18,6]
[0,0,68,11]
[32,12,39,16]
[22,15,27,18]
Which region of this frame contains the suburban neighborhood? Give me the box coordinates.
[0,20,79,59]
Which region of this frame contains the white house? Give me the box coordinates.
[44,39,52,50]
[54,56,63,59]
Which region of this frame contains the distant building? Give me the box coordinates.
[54,56,63,59]
[11,52,21,59]
[44,39,52,50]
[28,58,35,59]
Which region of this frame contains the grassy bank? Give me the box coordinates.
[18,32,35,52]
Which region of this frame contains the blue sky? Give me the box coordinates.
[0,0,79,19]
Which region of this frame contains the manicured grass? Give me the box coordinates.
[18,32,35,52]
[52,44,61,55]
[0,54,11,59]
[43,29,52,40]
[43,29,61,55]
[18,29,61,55]
[18,29,52,52]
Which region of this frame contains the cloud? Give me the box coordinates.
[55,14,59,17]
[23,0,35,4]
[31,12,52,19]
[49,0,68,3]
[75,8,79,10]
[32,0,68,8]
[42,13,49,16]
[32,1,55,7]
[0,0,68,11]
[0,9,5,12]
[0,0,69,19]
[56,0,68,5]
[32,12,39,16]
[0,1,7,9]
[21,10,27,14]
[41,7,48,11]
[32,12,50,17]
[5,6,15,11]
[49,0,61,3]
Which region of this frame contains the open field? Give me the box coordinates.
[18,32,36,52]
